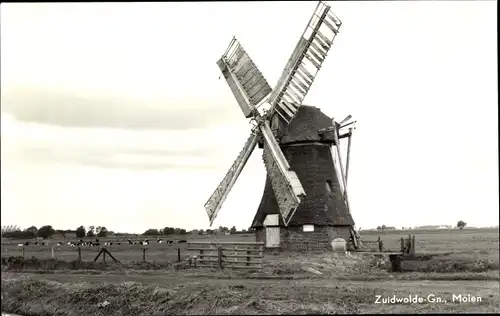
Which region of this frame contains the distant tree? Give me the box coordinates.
[143,229,161,236]
[97,227,108,237]
[218,226,229,233]
[162,227,175,235]
[1,225,37,238]
[25,226,38,237]
[179,229,187,235]
[76,226,86,238]
[198,229,204,235]
[174,228,181,235]
[230,226,237,234]
[37,225,55,239]
[88,226,95,235]
[457,220,467,230]
[86,229,95,237]
[205,229,214,235]
[1,225,21,234]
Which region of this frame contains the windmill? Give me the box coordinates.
[205,1,361,250]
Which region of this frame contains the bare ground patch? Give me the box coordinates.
[1,276,374,315]
[2,274,499,315]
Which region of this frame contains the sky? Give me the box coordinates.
[1,1,498,233]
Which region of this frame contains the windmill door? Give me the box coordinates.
[265,227,280,248]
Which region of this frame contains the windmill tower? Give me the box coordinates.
[205,1,361,250]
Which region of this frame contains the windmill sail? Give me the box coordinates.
[259,121,305,226]
[217,38,273,118]
[269,1,342,123]
[204,133,259,226]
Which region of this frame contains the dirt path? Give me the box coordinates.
[4,272,499,292]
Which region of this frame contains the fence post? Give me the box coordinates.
[177,248,181,262]
[217,246,223,269]
[406,234,411,254]
[22,247,25,259]
[142,248,146,261]
[246,250,250,266]
[51,247,55,259]
[400,237,405,253]
[410,235,416,255]
[78,247,82,262]
[378,236,383,252]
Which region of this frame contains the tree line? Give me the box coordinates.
[375,221,468,231]
[1,224,255,239]
[1,225,111,239]
[142,226,253,236]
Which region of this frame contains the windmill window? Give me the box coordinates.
[303,224,314,232]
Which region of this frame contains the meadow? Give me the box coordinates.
[1,228,499,315]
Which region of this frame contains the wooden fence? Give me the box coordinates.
[11,245,184,263]
[360,234,416,254]
[187,241,264,269]
[360,236,385,252]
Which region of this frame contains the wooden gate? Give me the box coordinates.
[187,242,264,269]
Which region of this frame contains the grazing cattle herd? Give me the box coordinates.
[17,238,188,248]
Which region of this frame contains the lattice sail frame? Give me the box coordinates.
[204,133,259,226]
[268,1,342,123]
[217,38,273,118]
[206,1,343,227]
[259,121,305,226]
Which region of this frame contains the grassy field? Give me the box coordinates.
[1,228,499,315]
[2,228,498,262]
[360,228,500,253]
[1,233,255,263]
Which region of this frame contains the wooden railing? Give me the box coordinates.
[361,236,384,252]
[401,234,416,255]
[358,235,417,254]
[187,241,264,269]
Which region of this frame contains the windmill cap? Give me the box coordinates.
[278,105,339,145]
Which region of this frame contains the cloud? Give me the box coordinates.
[1,112,255,171]
[1,86,241,130]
